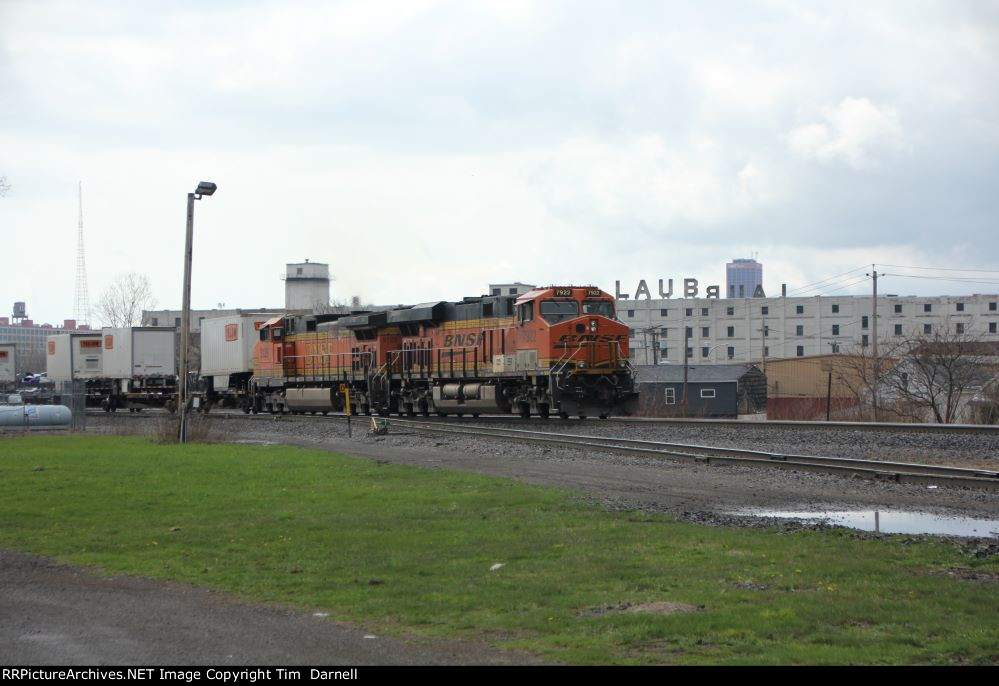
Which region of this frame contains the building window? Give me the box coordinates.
[701,346,709,358]
[700,388,716,399]
[660,346,668,357]
[685,308,693,317]
[761,306,769,315]
[832,304,839,314]
[797,346,804,357]
[491,288,500,295]
[701,327,709,337]
[151,318,159,326]
[956,323,965,334]
[924,324,932,334]
[764,346,769,357]
[830,343,840,353]
[727,326,734,337]
[660,309,668,316]
[665,388,676,404]
[894,324,902,335]
[727,346,735,359]
[990,302,997,311]
[924,303,932,313]
[686,347,693,358]
[627,310,634,318]
[862,316,869,329]
[796,325,804,336]
[175,317,181,327]
[629,328,635,337]
[990,322,997,334]
[685,326,693,338]
[796,305,804,314]
[956,302,965,312]
[832,324,840,335]
[660,327,669,336]
[764,325,769,337]
[701,308,708,317]
[862,335,869,347]
[895,304,902,313]
[726,306,734,316]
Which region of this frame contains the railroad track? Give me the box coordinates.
[383,418,999,492]
[84,407,999,435]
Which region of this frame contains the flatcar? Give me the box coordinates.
[248,285,637,419]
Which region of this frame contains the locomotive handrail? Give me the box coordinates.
[283,350,374,382]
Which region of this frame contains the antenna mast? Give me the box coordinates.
[73,181,91,327]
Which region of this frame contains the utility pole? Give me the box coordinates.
[682,326,689,416]
[869,267,879,422]
[760,316,767,376]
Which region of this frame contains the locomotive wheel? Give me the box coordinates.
[538,404,550,419]
[518,403,530,419]
[558,411,569,420]
[419,399,430,417]
[362,404,371,416]
[436,411,446,417]
[404,402,415,417]
[599,413,608,419]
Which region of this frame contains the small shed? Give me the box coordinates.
[633,364,767,418]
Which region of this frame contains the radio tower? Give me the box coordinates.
[73,181,91,328]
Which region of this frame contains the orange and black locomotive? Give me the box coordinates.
[250,285,637,418]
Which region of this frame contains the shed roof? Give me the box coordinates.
[633,363,761,384]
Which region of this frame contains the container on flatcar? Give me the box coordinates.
[0,343,16,385]
[200,314,272,387]
[45,333,103,381]
[101,327,176,379]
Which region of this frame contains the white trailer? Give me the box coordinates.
[199,314,272,411]
[45,333,103,381]
[101,327,176,379]
[0,343,16,387]
[99,327,177,412]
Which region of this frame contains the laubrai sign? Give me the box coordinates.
[615,279,766,300]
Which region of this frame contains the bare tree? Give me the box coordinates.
[97,272,158,327]
[881,330,991,424]
[0,176,9,197]
[832,342,903,421]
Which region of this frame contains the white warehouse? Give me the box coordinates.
[619,293,999,365]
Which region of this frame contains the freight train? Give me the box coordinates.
[204,285,638,419]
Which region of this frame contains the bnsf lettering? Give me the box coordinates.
[442,333,485,348]
[558,334,625,344]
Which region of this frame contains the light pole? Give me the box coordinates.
[178,181,217,443]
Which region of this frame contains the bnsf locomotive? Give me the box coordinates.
[233,285,637,419]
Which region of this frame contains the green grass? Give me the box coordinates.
[0,435,997,664]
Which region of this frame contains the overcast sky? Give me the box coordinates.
[2,0,998,325]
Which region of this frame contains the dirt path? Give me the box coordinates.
[0,549,541,666]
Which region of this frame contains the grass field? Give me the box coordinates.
[0,434,996,664]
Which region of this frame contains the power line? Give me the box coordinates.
[785,265,870,297]
[876,263,999,274]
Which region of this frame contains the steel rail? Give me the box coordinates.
[384,418,999,491]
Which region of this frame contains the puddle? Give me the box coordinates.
[735,509,999,538]
[233,439,279,446]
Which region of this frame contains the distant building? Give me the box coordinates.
[489,283,535,297]
[142,307,285,333]
[726,258,763,299]
[283,260,331,311]
[620,293,999,366]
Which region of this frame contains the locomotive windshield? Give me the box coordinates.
[582,300,615,318]
[540,300,580,324]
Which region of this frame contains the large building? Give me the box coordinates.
[620,293,999,366]
[726,258,763,299]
